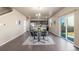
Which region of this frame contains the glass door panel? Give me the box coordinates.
[60,14,75,42]
[67,14,75,42]
[60,16,66,38]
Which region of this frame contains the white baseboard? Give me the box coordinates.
[74,44,79,48]
[54,33,60,36]
[0,32,25,46]
[50,32,60,37]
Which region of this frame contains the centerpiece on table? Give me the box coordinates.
[37,24,44,32]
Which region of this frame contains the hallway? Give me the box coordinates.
[0,32,78,51]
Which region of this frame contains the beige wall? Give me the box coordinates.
[49,7,79,48]
[49,17,60,36]
[49,7,78,35]
[0,9,27,46]
[74,10,79,47]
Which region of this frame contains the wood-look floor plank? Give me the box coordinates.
[0,32,78,51]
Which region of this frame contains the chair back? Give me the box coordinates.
[41,30,47,36]
[30,30,37,36]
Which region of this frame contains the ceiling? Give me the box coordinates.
[13,7,63,20]
[0,7,12,15]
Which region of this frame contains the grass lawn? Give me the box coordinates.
[67,32,75,36]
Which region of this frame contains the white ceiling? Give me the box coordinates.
[13,7,63,19]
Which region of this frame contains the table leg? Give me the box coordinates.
[37,32,39,42]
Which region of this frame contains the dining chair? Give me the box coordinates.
[41,31,46,39]
[30,30,37,39]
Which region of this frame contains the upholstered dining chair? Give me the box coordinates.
[41,29,47,39]
[30,30,37,39]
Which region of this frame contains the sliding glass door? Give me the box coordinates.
[60,16,66,38]
[60,14,75,42]
[67,14,75,42]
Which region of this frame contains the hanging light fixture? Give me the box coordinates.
[35,13,41,17]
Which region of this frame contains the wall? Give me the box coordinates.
[24,19,30,32]
[74,10,79,47]
[49,7,78,36]
[0,9,26,46]
[49,7,79,48]
[49,17,60,36]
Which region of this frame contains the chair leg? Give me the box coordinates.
[43,36,44,39]
[34,36,35,39]
[42,36,48,41]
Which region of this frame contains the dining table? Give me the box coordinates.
[34,27,46,42]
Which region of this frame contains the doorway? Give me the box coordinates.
[60,14,75,42]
